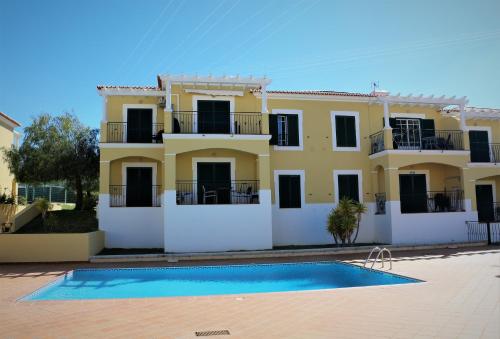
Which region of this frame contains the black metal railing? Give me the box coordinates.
[392,129,464,151]
[369,131,385,155]
[400,190,464,213]
[106,123,164,143]
[176,180,259,205]
[172,111,262,134]
[470,142,500,163]
[466,221,500,244]
[375,192,386,214]
[109,185,162,207]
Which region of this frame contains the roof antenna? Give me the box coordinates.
[371,81,380,94]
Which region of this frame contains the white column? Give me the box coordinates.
[261,84,268,113]
[459,104,467,131]
[165,80,172,112]
[383,100,390,128]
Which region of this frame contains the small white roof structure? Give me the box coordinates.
[443,107,500,120]
[158,74,271,88]
[378,93,468,108]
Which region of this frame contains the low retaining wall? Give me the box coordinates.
[0,231,105,263]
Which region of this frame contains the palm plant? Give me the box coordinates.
[327,198,357,246]
[351,201,368,244]
[327,198,367,246]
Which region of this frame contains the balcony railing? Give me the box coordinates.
[470,142,500,163]
[172,111,262,134]
[375,193,386,214]
[369,129,464,154]
[369,131,385,155]
[176,180,259,205]
[106,123,164,143]
[400,190,464,214]
[109,185,162,207]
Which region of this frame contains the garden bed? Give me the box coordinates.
[15,210,97,233]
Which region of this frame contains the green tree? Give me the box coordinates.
[2,113,99,210]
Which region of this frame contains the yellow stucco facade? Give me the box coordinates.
[0,112,20,197]
[96,76,500,250]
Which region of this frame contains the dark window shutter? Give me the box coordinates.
[287,114,299,146]
[289,175,301,208]
[269,114,278,145]
[336,116,347,146]
[279,175,301,208]
[420,119,435,139]
[338,174,359,202]
[336,116,356,147]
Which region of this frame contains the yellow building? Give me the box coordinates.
[97,75,500,251]
[0,112,21,197]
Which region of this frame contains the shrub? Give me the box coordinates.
[327,197,367,246]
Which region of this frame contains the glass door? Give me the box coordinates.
[394,118,421,150]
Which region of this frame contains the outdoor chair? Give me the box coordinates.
[154,129,164,143]
[437,134,452,150]
[202,185,217,204]
[173,117,181,133]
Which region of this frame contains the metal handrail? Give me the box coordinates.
[364,247,392,270]
[372,248,392,270]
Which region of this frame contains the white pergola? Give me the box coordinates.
[443,107,500,121]
[378,93,469,130]
[158,74,272,113]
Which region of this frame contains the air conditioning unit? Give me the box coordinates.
[158,97,166,108]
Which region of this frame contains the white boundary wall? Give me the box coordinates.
[98,194,164,248]
[388,200,476,245]
[164,190,273,252]
[272,203,377,246]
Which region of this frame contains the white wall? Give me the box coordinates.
[164,190,273,252]
[388,200,477,245]
[272,203,377,246]
[98,194,164,248]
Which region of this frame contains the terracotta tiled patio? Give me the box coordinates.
[1,246,499,338]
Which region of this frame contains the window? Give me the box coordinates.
[278,175,301,208]
[334,170,362,204]
[277,115,288,146]
[270,109,303,150]
[331,111,360,151]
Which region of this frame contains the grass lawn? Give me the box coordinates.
[15,210,98,233]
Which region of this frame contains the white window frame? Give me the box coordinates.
[271,109,303,151]
[331,111,360,152]
[390,113,426,119]
[468,126,492,144]
[121,162,158,207]
[333,169,363,204]
[398,170,430,192]
[192,157,236,202]
[122,104,158,143]
[475,180,497,203]
[192,95,235,134]
[273,170,305,209]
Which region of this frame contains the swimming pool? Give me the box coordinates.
[22,262,420,301]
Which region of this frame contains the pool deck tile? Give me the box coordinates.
[0,246,499,338]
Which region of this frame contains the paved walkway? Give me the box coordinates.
[0,246,499,338]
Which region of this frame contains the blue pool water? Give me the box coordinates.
[22,262,420,301]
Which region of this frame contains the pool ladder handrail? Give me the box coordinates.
[364,247,392,270]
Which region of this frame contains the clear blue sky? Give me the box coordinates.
[1,0,499,128]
